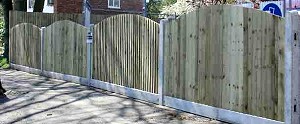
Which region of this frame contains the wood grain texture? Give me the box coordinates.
[92,14,159,93]
[163,5,285,121]
[43,20,87,77]
[9,23,41,69]
[9,11,111,28]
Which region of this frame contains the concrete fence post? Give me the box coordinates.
[158,19,166,105]
[285,12,300,124]
[158,17,176,106]
[40,27,46,71]
[86,26,93,86]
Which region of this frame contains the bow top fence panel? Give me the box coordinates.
[9,23,41,69]
[43,20,87,77]
[9,11,112,28]
[163,5,285,121]
[93,14,159,93]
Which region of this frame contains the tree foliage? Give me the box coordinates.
[1,0,12,59]
[147,0,177,21]
[161,0,237,17]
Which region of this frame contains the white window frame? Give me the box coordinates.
[108,0,120,9]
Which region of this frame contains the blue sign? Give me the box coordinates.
[263,3,282,17]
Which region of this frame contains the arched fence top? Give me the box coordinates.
[170,5,284,23]
[94,14,159,27]
[10,20,87,31]
[10,23,40,30]
[46,20,87,29]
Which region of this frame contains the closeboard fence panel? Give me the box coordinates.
[9,11,111,28]
[43,20,87,77]
[9,23,41,69]
[163,5,285,121]
[93,14,159,93]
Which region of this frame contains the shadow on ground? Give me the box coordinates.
[0,69,223,124]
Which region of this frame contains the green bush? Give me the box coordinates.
[0,57,9,69]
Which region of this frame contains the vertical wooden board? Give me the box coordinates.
[163,20,170,96]
[154,21,159,93]
[257,10,263,117]
[242,7,249,114]
[275,16,285,121]
[266,13,277,120]
[196,7,206,103]
[133,16,137,90]
[109,18,113,83]
[246,8,254,115]
[260,12,267,117]
[139,16,143,91]
[104,19,109,82]
[209,5,220,107]
[277,17,285,121]
[217,6,224,108]
[145,18,149,91]
[251,10,259,116]
[233,6,245,112]
[184,10,198,102]
[262,12,270,118]
[203,8,211,105]
[82,27,87,78]
[135,16,139,90]
[129,15,134,88]
[178,15,187,99]
[96,23,101,80]
[228,6,237,111]
[221,5,230,110]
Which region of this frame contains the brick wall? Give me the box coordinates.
[55,0,143,14]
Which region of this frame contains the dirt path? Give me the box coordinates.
[0,69,224,124]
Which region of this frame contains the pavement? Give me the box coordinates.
[0,69,224,124]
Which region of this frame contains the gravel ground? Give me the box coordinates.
[0,69,225,124]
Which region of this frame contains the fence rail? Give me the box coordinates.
[8,5,300,124]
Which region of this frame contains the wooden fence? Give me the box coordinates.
[93,14,159,93]
[163,5,285,121]
[10,6,300,124]
[9,11,112,28]
[43,20,87,77]
[9,23,41,69]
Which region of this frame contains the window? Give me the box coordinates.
[29,0,34,8]
[108,0,120,9]
[48,0,54,5]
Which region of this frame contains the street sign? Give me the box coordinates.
[262,2,283,17]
